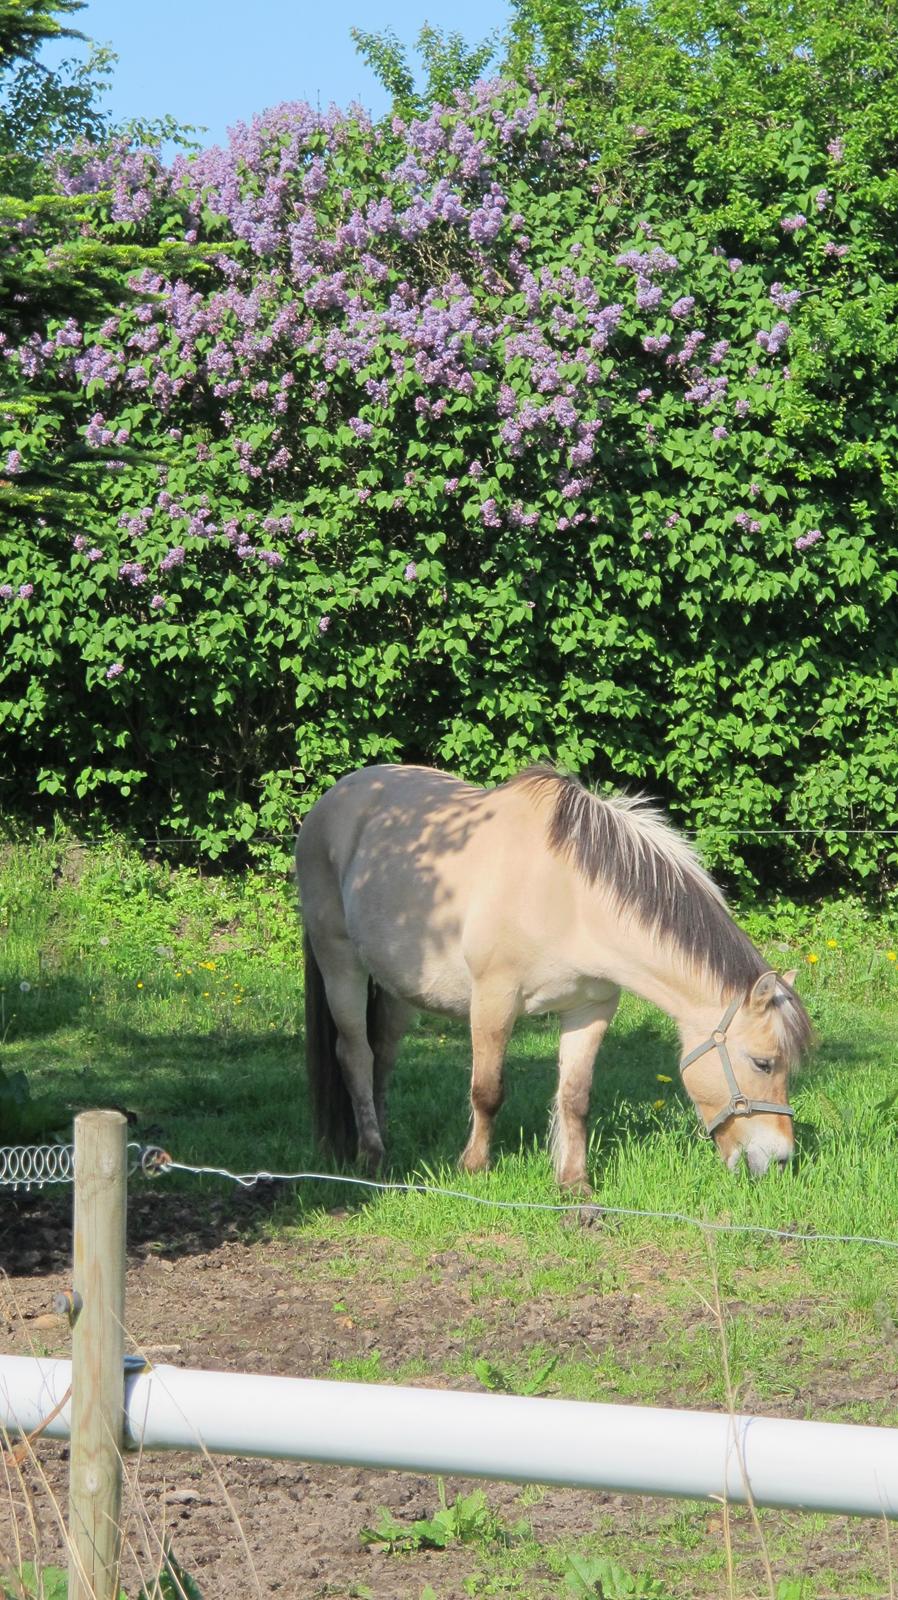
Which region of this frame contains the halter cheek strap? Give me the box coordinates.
[679,988,796,1138]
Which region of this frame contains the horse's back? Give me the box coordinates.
[297,764,481,876]
[296,765,549,1011]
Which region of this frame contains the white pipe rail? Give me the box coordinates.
[2,1355,897,1520]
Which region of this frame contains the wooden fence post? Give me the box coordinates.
[68,1110,128,1600]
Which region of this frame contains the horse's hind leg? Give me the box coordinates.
[320,940,385,1174]
[552,991,620,1193]
[460,980,518,1174]
[369,987,413,1138]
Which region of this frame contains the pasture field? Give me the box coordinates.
[2,837,898,1599]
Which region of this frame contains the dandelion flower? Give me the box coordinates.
[887,951,897,962]
[136,981,144,989]
[656,1074,672,1083]
[807,952,819,964]
[826,939,838,949]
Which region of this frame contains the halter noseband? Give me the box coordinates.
[679,988,795,1138]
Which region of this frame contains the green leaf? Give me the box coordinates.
[138,1547,204,1600]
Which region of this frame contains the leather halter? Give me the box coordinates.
[679,987,796,1138]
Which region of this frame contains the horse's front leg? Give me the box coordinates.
[459,980,518,1174]
[552,991,620,1193]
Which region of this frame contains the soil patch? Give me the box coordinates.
[1,1192,893,1598]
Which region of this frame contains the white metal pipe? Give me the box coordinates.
[2,1355,896,1520]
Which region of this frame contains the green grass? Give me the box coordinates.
[3,837,898,1597]
[3,836,898,1331]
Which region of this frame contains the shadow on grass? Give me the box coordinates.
[1,999,870,1276]
[0,973,95,1040]
[0,1012,666,1271]
[810,1032,885,1076]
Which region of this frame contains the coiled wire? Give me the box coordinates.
[0,1143,75,1191]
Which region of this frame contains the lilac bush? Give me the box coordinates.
[1,71,896,885]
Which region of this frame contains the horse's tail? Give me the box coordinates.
[303,931,365,1163]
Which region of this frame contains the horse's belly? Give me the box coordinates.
[522,971,617,1016]
[354,930,473,1018]
[399,973,473,1018]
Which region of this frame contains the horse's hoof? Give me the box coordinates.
[458,1150,490,1176]
[575,1204,604,1230]
[559,1177,594,1200]
[558,1179,602,1229]
[561,1202,603,1231]
[359,1145,385,1179]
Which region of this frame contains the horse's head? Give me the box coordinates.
[680,970,810,1175]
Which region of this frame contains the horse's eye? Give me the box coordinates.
[752,1057,774,1075]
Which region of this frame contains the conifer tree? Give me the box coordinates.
[0,0,208,523]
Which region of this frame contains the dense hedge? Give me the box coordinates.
[1,35,897,886]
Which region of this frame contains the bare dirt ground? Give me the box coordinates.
[2,1190,894,1599]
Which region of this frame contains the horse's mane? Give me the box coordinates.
[508,767,812,1064]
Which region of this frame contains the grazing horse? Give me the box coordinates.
[295,765,812,1188]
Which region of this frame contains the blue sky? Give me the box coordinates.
[49,1,514,148]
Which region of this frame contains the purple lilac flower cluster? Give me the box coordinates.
[769,283,801,313]
[794,528,822,551]
[4,65,846,660]
[756,322,791,355]
[30,93,771,531]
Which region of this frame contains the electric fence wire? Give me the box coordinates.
[3,1141,897,1254]
[37,826,898,850]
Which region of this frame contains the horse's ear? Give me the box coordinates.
[749,971,779,1010]
[781,969,797,988]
